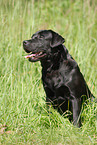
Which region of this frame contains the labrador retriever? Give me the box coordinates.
[23,30,94,127]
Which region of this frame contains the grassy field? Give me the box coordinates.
[0,0,97,144]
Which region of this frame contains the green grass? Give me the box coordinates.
[0,0,97,144]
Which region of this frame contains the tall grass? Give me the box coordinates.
[0,0,97,144]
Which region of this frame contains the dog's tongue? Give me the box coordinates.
[24,54,36,58]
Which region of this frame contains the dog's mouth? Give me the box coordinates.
[24,52,46,61]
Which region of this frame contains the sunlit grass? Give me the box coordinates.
[0,0,97,144]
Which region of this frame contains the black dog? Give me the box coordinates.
[23,30,94,127]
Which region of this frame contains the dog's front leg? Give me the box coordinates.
[43,83,57,108]
[71,98,81,127]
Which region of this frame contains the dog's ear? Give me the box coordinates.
[49,30,65,48]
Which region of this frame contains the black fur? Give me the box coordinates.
[23,30,94,127]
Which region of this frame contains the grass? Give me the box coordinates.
[0,0,97,144]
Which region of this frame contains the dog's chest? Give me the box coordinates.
[43,70,64,89]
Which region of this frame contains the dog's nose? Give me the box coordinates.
[23,40,28,45]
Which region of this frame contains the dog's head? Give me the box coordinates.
[23,30,65,62]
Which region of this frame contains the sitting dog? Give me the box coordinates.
[23,30,94,127]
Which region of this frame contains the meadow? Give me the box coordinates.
[0,0,97,144]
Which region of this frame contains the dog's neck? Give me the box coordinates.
[41,45,68,72]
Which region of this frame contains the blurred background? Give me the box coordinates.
[0,0,97,144]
